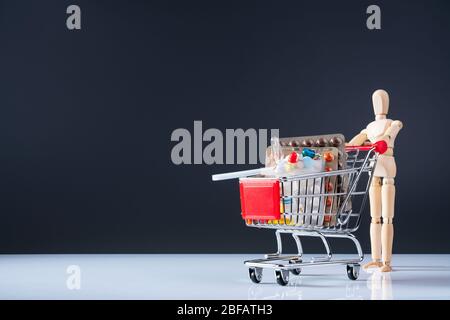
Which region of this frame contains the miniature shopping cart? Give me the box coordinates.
[212,141,387,286]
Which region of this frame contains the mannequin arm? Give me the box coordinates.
[347,129,368,146]
[377,120,403,144]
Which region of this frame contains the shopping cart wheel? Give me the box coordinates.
[275,269,289,286]
[289,260,301,275]
[249,267,263,284]
[346,264,360,280]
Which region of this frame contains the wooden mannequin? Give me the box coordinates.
[348,90,403,272]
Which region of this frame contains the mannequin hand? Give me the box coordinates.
[373,140,388,154]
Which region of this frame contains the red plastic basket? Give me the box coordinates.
[239,179,281,220]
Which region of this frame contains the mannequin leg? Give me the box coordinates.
[363,176,383,269]
[381,178,395,272]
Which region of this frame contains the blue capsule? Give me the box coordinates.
[302,148,316,158]
[302,156,314,168]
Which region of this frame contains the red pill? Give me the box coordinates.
[326,182,334,192]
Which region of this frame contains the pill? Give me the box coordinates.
[302,156,314,168]
[302,148,316,158]
[330,136,343,147]
[289,140,299,147]
[288,151,299,163]
[301,139,314,147]
[315,138,326,147]
[323,152,335,162]
[326,182,334,192]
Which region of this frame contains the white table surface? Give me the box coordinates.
[0,254,449,300]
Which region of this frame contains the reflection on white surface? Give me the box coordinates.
[367,271,393,300]
[0,254,449,299]
[247,280,364,300]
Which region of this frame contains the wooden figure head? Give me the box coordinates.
[372,89,389,117]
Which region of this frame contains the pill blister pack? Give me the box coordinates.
[265,134,350,228]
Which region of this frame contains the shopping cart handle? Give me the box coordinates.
[345,140,388,154]
[212,167,274,181]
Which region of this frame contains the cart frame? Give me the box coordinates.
[213,144,382,286]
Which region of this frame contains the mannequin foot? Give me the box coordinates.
[380,263,392,273]
[363,261,383,270]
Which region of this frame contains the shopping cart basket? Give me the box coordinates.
[212,141,387,286]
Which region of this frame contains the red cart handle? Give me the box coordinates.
[345,140,388,154]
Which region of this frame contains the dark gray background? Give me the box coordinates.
[0,0,448,253]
